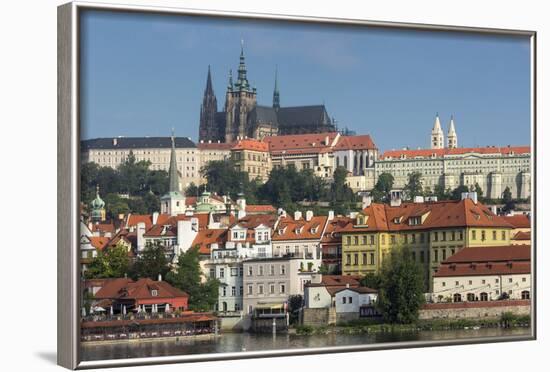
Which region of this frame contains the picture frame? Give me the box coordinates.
[57,1,537,369]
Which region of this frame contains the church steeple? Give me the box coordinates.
[161,130,186,216]
[273,67,280,109]
[168,130,179,192]
[431,113,444,149]
[235,39,251,91]
[199,66,219,142]
[447,115,458,149]
[205,65,214,96]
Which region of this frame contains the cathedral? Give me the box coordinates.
[199,43,337,143]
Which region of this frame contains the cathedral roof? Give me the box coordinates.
[82,137,196,150]
[334,135,377,150]
[250,105,279,125]
[264,132,339,155]
[276,105,333,129]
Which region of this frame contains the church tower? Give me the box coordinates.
[431,113,444,149]
[224,41,257,143]
[199,66,219,142]
[273,67,280,110]
[447,115,458,149]
[90,185,106,223]
[160,132,186,216]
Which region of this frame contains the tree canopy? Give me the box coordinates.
[403,172,423,201]
[371,173,394,202]
[84,243,130,279]
[129,241,170,281]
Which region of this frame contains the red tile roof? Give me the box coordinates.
[502,214,531,229]
[513,231,531,240]
[264,132,339,155]
[434,245,531,277]
[125,214,171,230]
[334,135,377,151]
[380,146,530,160]
[95,278,188,300]
[144,214,209,237]
[321,216,353,244]
[191,229,228,255]
[197,142,233,150]
[273,215,328,241]
[231,139,269,152]
[90,222,116,234]
[89,236,110,251]
[340,199,512,233]
[245,204,277,213]
[231,214,278,230]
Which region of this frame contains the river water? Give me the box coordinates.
[81,327,530,361]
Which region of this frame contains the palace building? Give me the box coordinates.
[198,43,336,143]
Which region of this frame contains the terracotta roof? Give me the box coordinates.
[90,222,116,234]
[245,204,277,213]
[185,195,227,206]
[513,231,531,240]
[340,199,512,233]
[380,146,530,160]
[334,135,377,151]
[144,214,209,238]
[108,229,137,249]
[273,215,328,241]
[197,142,233,150]
[231,214,278,230]
[335,286,377,294]
[125,214,171,230]
[502,214,531,229]
[231,139,269,152]
[89,236,110,251]
[264,132,339,155]
[95,278,188,300]
[321,275,362,287]
[191,229,228,255]
[434,245,531,277]
[321,217,353,244]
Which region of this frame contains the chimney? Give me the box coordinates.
[158,273,162,282]
[152,212,159,225]
[346,283,350,288]
[390,197,402,207]
[238,209,247,220]
[362,195,372,209]
[328,210,335,221]
[113,138,118,146]
[137,222,146,252]
[294,211,302,221]
[414,196,425,203]
[325,135,329,145]
[461,191,478,204]
[305,210,313,222]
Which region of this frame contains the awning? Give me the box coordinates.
[255,303,284,310]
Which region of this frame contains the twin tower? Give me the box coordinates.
[431,114,458,149]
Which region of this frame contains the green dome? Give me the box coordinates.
[90,187,105,210]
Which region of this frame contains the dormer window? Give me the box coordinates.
[295,226,303,235]
[310,227,318,234]
[151,289,158,297]
[408,216,421,226]
[393,216,403,224]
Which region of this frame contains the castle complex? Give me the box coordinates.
[199,42,336,143]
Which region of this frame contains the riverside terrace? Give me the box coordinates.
[81,312,218,342]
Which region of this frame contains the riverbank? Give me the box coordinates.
[82,333,219,346]
[294,313,531,336]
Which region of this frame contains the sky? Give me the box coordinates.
[80,10,531,151]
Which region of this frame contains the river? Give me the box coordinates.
[81,327,530,361]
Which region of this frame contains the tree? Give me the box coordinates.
[433,184,450,201]
[201,160,250,200]
[166,247,219,312]
[360,272,382,289]
[287,294,303,325]
[473,183,484,201]
[84,243,130,279]
[130,241,170,281]
[376,247,425,324]
[450,185,469,200]
[117,152,151,196]
[371,173,394,202]
[403,172,423,200]
[327,167,357,215]
[502,186,515,212]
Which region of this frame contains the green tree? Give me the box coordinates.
[117,152,151,196]
[450,185,469,200]
[166,246,219,311]
[360,272,382,289]
[130,241,170,280]
[287,294,303,325]
[84,243,130,279]
[473,183,484,201]
[403,172,423,200]
[371,173,394,202]
[103,193,130,220]
[433,184,450,201]
[376,247,425,324]
[502,186,515,212]
[201,160,251,200]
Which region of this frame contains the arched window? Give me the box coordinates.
[453,293,462,302]
[467,293,475,302]
[480,292,488,301]
[521,290,530,300]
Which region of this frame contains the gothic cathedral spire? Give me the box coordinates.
[273,66,280,109]
[199,65,219,142]
[168,130,179,192]
[431,113,444,149]
[447,115,458,149]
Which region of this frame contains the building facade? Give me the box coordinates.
[231,139,272,182]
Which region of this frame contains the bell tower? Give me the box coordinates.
[431,113,444,149]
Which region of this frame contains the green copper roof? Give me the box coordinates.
[90,185,105,210]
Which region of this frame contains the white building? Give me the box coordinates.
[432,245,531,303]
[334,286,378,316]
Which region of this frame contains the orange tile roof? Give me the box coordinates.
[334,135,377,150]
[434,245,531,277]
[197,142,233,150]
[231,138,269,152]
[502,214,531,229]
[90,222,116,234]
[245,204,277,213]
[231,214,278,230]
[273,215,328,241]
[380,146,530,160]
[191,229,228,255]
[321,216,353,244]
[144,214,209,237]
[513,231,531,240]
[340,199,512,233]
[264,132,339,155]
[125,214,171,230]
[89,236,110,251]
[94,278,188,300]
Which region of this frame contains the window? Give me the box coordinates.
[468,280,472,285]
[349,297,353,304]
[433,232,438,242]
[222,287,227,297]
[230,268,238,276]
[247,266,253,276]
[269,284,275,294]
[270,265,275,275]
[370,253,375,265]
[482,279,486,284]
[481,230,486,241]
[258,285,264,295]
[219,268,225,278]
[280,284,286,294]
[480,292,488,301]
[346,254,351,265]
[442,249,447,261]
[501,231,506,240]
[455,281,460,286]
[420,233,425,243]
[459,231,463,240]
[151,290,158,297]
[495,278,499,283]
[240,286,243,295]
[209,268,215,278]
[370,235,375,245]
[522,277,527,282]
[239,267,244,277]
[453,293,462,302]
[472,230,477,240]
[442,282,446,287]
[362,236,367,245]
[247,285,253,295]
[258,266,264,276]
[362,253,367,265]
[442,232,447,241]
[280,265,286,275]
[342,297,347,304]
[508,278,513,283]
[420,251,425,263]
[381,235,386,245]
[231,286,236,296]
[354,236,359,245]
[347,236,351,245]
[521,290,530,300]
[433,250,439,262]
[411,251,416,261]
[354,254,359,265]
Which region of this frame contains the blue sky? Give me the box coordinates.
[80,10,531,151]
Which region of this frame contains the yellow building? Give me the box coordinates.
[341,196,514,290]
[230,139,272,182]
